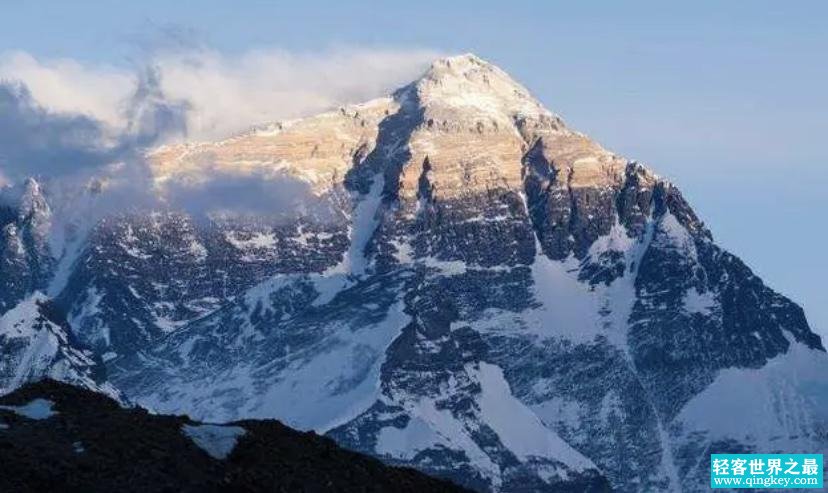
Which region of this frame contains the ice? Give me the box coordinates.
[48,222,93,296]
[182,423,246,460]
[418,54,553,129]
[152,314,184,334]
[511,215,655,351]
[186,237,208,260]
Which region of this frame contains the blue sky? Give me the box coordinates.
[2,0,826,333]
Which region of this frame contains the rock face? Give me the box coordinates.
[0,380,469,493]
[1,54,826,492]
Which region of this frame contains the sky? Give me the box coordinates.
[1,0,826,334]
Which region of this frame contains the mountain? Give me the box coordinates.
[1,53,826,492]
[0,379,469,492]
[0,178,54,312]
[0,292,119,400]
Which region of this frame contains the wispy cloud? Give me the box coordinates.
[0,45,439,216]
[0,46,439,143]
[0,51,134,129]
[0,67,187,183]
[151,47,440,140]
[0,82,112,179]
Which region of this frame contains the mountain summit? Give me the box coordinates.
[1,54,826,492]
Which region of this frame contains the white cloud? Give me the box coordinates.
[0,51,134,130]
[0,45,441,218]
[0,47,440,141]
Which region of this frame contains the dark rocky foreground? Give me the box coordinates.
[0,380,469,493]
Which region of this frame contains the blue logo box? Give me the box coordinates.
[711,454,823,489]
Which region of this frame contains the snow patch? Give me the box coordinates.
[182,423,246,460]
[376,417,442,460]
[225,231,277,250]
[327,173,385,277]
[145,297,411,432]
[68,286,109,347]
[0,293,122,400]
[390,238,414,264]
[655,213,698,262]
[389,393,502,487]
[530,252,604,345]
[422,257,468,276]
[675,342,828,452]
[471,362,594,471]
[0,398,57,420]
[504,216,654,352]
[266,299,411,433]
[0,292,51,339]
[682,287,716,315]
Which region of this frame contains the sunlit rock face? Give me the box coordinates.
[2,54,826,493]
[148,96,396,195]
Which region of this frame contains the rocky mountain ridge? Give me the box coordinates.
[1,54,825,492]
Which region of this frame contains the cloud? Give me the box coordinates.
[152,47,439,140]
[0,47,440,141]
[0,51,134,129]
[160,169,325,222]
[0,45,440,217]
[0,69,188,183]
[0,82,112,178]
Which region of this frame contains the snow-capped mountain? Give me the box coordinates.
[0,292,118,399]
[1,54,826,492]
[0,178,54,312]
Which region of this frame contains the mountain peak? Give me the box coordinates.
[17,176,51,227]
[409,53,553,124]
[426,53,490,75]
